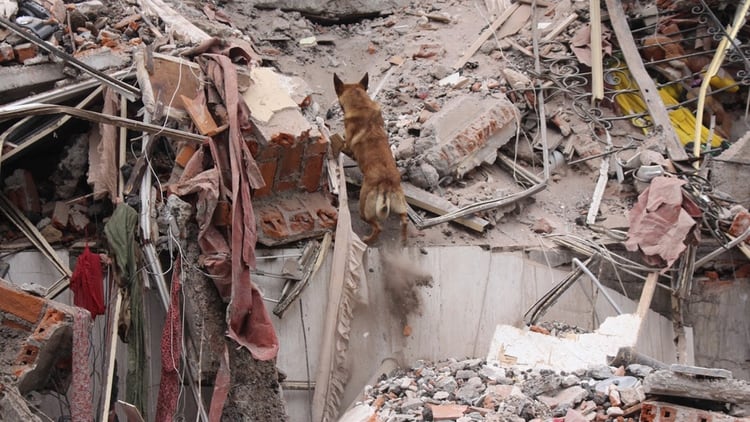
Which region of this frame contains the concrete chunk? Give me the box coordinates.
[419,95,519,179]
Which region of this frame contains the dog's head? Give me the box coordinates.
[333,73,370,113]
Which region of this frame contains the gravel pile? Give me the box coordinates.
[355,358,653,421]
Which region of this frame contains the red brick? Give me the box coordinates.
[289,211,314,232]
[255,144,281,161]
[0,283,45,324]
[275,178,297,193]
[317,208,338,229]
[255,161,277,198]
[259,207,288,239]
[278,142,304,177]
[304,136,328,157]
[13,43,38,64]
[15,344,39,367]
[32,308,66,341]
[51,201,69,229]
[270,133,296,147]
[300,153,324,192]
[0,42,15,63]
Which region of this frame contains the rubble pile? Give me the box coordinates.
[353,356,750,422]
[355,358,651,421]
[0,0,749,419]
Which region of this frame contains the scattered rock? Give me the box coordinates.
[531,217,554,233]
[627,364,654,378]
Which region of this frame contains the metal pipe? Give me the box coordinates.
[572,257,623,315]
[694,227,750,268]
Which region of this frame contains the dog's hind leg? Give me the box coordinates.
[362,218,382,244]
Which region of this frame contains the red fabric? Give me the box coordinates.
[70,244,105,318]
[203,54,279,361]
[155,258,183,421]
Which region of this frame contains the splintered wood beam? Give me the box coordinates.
[603,0,688,162]
[452,3,520,70]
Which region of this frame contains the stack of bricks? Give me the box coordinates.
[249,131,329,198]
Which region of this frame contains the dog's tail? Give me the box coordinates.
[375,186,391,220]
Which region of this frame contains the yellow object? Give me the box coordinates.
[709,68,740,94]
[693,0,750,166]
[658,86,724,148]
[610,63,724,148]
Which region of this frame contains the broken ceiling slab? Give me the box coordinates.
[241,66,317,146]
[487,314,641,373]
[255,192,337,246]
[242,67,300,123]
[419,94,519,181]
[251,107,316,146]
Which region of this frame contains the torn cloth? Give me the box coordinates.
[155,258,183,421]
[87,88,120,200]
[191,54,278,361]
[104,203,139,288]
[624,176,697,270]
[70,244,105,318]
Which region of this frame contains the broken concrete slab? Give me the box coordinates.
[487,314,641,373]
[0,279,75,396]
[245,0,408,19]
[418,94,519,180]
[0,63,65,103]
[241,67,300,124]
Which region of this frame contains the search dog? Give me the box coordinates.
[332,73,408,244]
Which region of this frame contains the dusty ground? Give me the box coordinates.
[226,0,644,249]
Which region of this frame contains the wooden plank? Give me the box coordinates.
[644,369,750,404]
[541,12,579,42]
[496,4,531,39]
[603,0,688,161]
[636,272,658,321]
[180,94,221,136]
[452,3,520,69]
[590,0,604,101]
[402,182,489,233]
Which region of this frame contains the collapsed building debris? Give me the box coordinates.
[0,0,748,419]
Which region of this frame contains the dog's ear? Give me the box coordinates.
[333,73,344,96]
[359,73,369,90]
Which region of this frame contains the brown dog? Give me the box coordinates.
[333,73,408,244]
